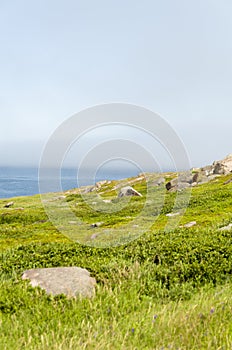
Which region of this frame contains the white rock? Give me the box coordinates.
[166,212,180,217]
[219,223,232,231]
[183,221,197,228]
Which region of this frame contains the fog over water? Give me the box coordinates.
[0,1,232,170]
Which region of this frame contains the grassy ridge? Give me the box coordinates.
[0,174,232,349]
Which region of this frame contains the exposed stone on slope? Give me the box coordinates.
[4,201,14,208]
[91,222,104,228]
[219,223,232,231]
[213,154,232,175]
[166,155,232,192]
[150,177,165,187]
[201,154,232,176]
[165,174,193,192]
[224,178,232,185]
[166,212,180,217]
[180,221,197,228]
[22,267,96,298]
[118,186,142,198]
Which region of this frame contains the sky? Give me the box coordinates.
[0,0,232,170]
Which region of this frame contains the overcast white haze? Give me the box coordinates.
[0,0,232,171]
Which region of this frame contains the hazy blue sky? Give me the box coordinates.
[0,0,231,169]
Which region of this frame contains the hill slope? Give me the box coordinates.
[0,172,232,349]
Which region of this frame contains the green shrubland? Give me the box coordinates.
[0,174,232,349]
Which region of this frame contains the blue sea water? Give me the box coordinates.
[0,167,140,199]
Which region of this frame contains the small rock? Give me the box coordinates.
[58,195,66,199]
[219,223,232,231]
[4,201,14,208]
[118,186,142,198]
[95,180,107,188]
[150,177,165,186]
[102,199,111,203]
[182,221,197,228]
[81,186,96,194]
[224,178,232,185]
[22,267,96,298]
[166,212,180,217]
[34,219,47,224]
[91,233,99,240]
[91,222,103,228]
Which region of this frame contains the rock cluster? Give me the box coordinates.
[166,154,232,192]
[77,180,111,194]
[165,173,195,192]
[201,154,232,176]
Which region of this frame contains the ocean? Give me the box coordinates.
[0,167,140,199]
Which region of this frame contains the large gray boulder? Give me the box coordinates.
[176,182,191,190]
[194,172,211,184]
[22,267,96,298]
[118,186,142,198]
[165,174,193,192]
[150,177,165,187]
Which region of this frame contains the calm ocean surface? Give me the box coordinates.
[0,167,140,199]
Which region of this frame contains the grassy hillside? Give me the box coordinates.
[0,174,232,349]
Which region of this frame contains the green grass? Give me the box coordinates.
[1,277,232,350]
[0,174,232,349]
